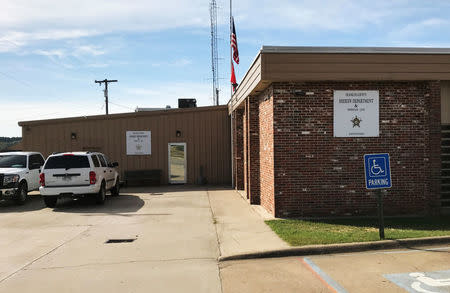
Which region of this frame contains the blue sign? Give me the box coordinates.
[364,153,392,189]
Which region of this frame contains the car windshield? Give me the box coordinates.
[44,155,90,170]
[0,155,27,168]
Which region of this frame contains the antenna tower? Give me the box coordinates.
[209,0,219,105]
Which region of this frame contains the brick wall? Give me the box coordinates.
[270,81,441,217]
[243,102,248,196]
[248,96,261,204]
[258,87,275,214]
[424,82,442,215]
[233,109,244,190]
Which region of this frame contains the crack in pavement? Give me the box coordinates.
[207,189,224,293]
[23,257,218,271]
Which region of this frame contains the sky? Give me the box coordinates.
[1,0,450,137]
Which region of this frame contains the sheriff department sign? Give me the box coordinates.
[333,90,379,137]
[126,131,151,155]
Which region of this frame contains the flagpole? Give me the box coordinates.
[230,0,233,95]
[230,0,235,189]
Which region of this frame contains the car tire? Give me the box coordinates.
[44,196,57,208]
[96,182,106,205]
[111,178,120,196]
[14,182,28,205]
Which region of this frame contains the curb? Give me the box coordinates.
[218,235,450,262]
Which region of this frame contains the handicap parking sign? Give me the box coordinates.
[364,153,392,189]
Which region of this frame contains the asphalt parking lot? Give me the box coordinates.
[0,187,449,293]
[220,246,450,293]
[0,188,221,293]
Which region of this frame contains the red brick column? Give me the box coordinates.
[243,101,248,196]
[248,96,261,204]
[233,108,244,190]
[425,81,441,215]
[258,87,275,215]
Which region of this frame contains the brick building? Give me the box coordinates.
[229,46,450,218]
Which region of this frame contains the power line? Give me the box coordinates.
[108,99,134,111]
[0,71,33,87]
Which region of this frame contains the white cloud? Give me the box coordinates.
[86,63,109,68]
[0,30,98,52]
[0,0,444,54]
[387,18,450,41]
[0,0,209,43]
[226,0,398,31]
[34,49,66,58]
[73,45,105,57]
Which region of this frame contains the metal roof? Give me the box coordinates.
[261,46,450,54]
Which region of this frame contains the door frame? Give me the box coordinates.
[168,142,187,184]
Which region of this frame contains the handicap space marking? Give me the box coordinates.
[384,270,450,293]
[301,257,348,293]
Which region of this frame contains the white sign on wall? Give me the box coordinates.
[126,131,151,155]
[334,90,379,137]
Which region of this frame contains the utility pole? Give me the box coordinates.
[95,79,118,115]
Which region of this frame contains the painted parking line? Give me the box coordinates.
[384,270,450,293]
[301,257,348,293]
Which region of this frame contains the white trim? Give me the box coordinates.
[168,143,187,184]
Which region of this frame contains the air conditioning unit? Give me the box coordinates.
[178,99,197,108]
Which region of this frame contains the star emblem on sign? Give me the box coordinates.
[351,116,362,128]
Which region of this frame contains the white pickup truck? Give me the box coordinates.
[0,151,45,205]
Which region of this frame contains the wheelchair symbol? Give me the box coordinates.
[370,158,385,177]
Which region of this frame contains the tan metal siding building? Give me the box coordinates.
[19,106,231,185]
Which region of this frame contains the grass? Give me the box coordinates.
[265,217,450,246]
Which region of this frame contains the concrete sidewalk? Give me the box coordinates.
[207,188,450,262]
[207,189,290,259]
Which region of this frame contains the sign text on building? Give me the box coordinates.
[126,131,151,155]
[334,90,379,137]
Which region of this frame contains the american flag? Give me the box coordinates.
[231,17,239,64]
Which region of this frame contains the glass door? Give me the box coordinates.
[168,143,186,184]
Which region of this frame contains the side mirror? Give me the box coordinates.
[112,162,119,167]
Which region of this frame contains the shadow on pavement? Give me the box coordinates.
[52,194,145,214]
[0,194,46,212]
[121,184,231,195]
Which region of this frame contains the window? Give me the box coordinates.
[29,154,45,170]
[44,155,90,169]
[91,155,100,167]
[98,155,107,167]
[0,155,26,168]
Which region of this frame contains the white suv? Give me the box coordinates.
[0,151,45,205]
[39,152,120,207]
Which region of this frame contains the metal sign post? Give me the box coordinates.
[364,153,392,240]
[376,189,385,239]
